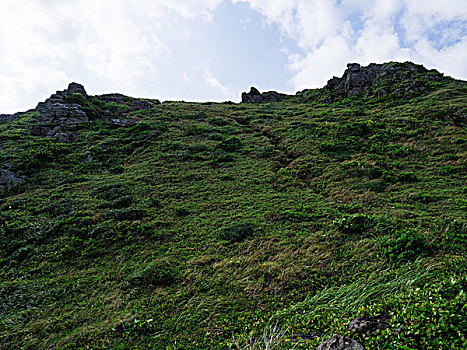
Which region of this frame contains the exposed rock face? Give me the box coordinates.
[348,314,391,335]
[316,335,363,350]
[326,61,447,98]
[33,83,89,140]
[97,93,158,110]
[0,164,26,190]
[241,87,286,103]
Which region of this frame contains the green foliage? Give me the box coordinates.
[216,136,242,152]
[218,222,257,243]
[378,229,429,263]
[102,102,131,114]
[126,260,179,288]
[333,214,380,236]
[0,71,465,349]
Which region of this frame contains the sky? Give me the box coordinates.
[0,0,466,114]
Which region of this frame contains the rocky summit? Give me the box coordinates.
[241,86,286,103]
[325,61,447,98]
[0,61,465,350]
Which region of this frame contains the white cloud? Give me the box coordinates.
[0,0,466,113]
[238,0,467,89]
[0,0,222,113]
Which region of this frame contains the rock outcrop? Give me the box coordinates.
[325,62,447,98]
[32,83,90,141]
[348,314,391,335]
[241,87,286,103]
[97,93,158,110]
[316,335,363,350]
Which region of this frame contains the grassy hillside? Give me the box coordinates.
[0,63,466,349]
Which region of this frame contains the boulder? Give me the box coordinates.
[241,87,285,103]
[348,315,390,335]
[316,335,363,350]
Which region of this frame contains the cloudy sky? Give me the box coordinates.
[1,0,466,113]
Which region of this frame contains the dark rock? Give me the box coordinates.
[325,61,448,98]
[0,167,27,190]
[131,100,152,111]
[241,87,286,103]
[97,93,127,104]
[97,93,159,111]
[32,83,89,137]
[36,101,88,125]
[348,314,390,335]
[316,335,363,350]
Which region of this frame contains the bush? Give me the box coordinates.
[216,136,242,152]
[395,171,418,183]
[218,222,256,243]
[98,195,134,209]
[378,229,429,263]
[439,165,455,175]
[127,260,178,288]
[210,150,233,163]
[333,214,379,235]
[102,208,145,221]
[411,193,437,203]
[93,183,128,201]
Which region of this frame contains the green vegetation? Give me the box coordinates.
[0,69,466,349]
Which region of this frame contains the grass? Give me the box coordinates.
[0,65,466,349]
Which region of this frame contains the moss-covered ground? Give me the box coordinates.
[0,77,466,349]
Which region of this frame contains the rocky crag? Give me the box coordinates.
[325,61,449,98]
[241,87,286,103]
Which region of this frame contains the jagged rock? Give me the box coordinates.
[32,83,89,137]
[36,101,88,125]
[325,61,447,98]
[316,335,363,350]
[241,87,286,103]
[348,314,391,335]
[0,164,27,190]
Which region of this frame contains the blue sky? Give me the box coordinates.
[0,0,466,113]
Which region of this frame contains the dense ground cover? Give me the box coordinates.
[0,65,466,349]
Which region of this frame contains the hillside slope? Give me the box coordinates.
[0,62,466,349]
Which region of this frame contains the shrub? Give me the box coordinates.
[174,206,190,217]
[102,208,145,221]
[98,195,134,209]
[127,260,178,287]
[210,150,233,163]
[442,220,467,252]
[333,214,379,235]
[439,165,455,175]
[93,183,128,200]
[378,229,429,263]
[218,222,256,243]
[357,180,387,193]
[411,193,437,203]
[395,171,418,183]
[102,102,131,114]
[216,136,242,152]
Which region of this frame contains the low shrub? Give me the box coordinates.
[333,214,380,236]
[126,260,178,288]
[378,228,429,263]
[218,222,256,243]
[216,136,242,152]
[102,208,145,221]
